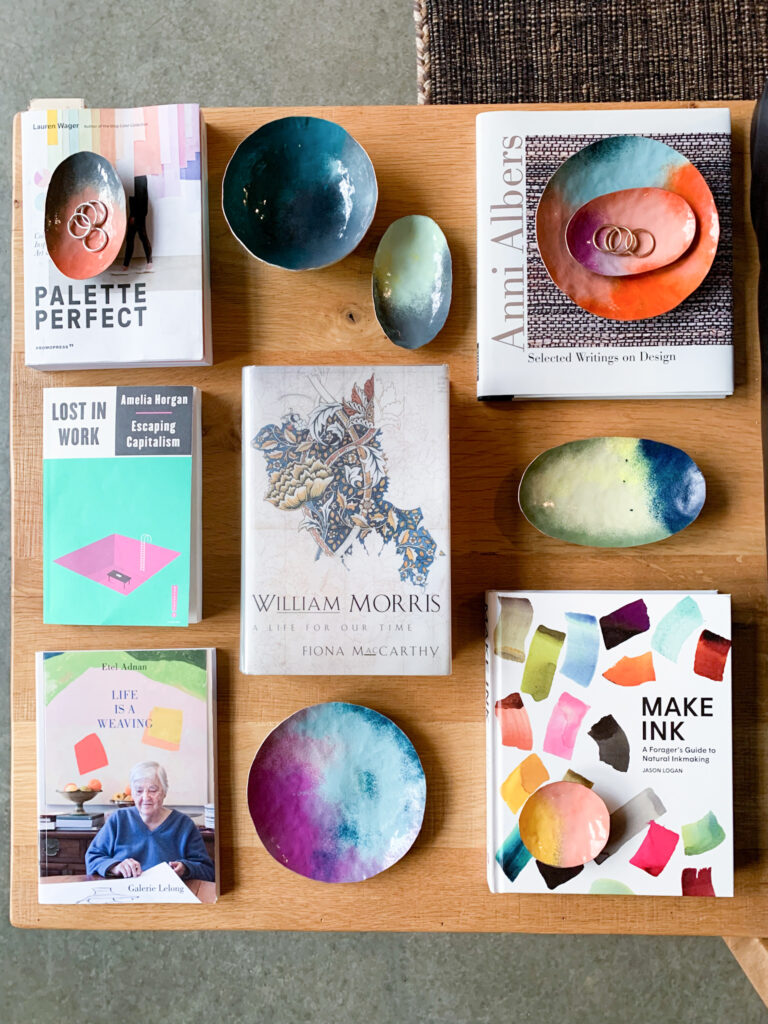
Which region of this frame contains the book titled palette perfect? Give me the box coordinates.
[241,365,452,675]
[476,107,733,399]
[43,385,202,626]
[20,102,211,369]
[37,648,218,905]
[486,591,733,896]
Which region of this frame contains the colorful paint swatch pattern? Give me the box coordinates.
[496,825,532,883]
[589,879,635,895]
[682,811,726,855]
[500,754,549,814]
[587,714,630,772]
[142,706,184,751]
[681,866,715,896]
[494,693,533,750]
[521,625,565,701]
[629,821,680,877]
[543,692,589,759]
[602,652,656,687]
[536,861,584,890]
[74,732,109,775]
[652,596,704,661]
[493,596,533,662]
[599,599,650,649]
[693,630,732,681]
[560,612,600,686]
[595,787,667,864]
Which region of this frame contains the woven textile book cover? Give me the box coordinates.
[476,108,733,399]
[241,365,451,675]
[21,103,210,368]
[486,591,733,896]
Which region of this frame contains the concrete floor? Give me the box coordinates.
[0,2,765,1021]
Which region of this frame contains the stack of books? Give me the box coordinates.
[55,812,105,831]
[204,804,215,830]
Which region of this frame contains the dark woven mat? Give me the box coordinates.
[415,0,768,103]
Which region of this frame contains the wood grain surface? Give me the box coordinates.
[11,102,768,932]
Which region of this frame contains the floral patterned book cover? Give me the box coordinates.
[486,590,733,896]
[241,365,452,675]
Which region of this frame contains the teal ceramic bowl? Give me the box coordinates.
[222,116,378,271]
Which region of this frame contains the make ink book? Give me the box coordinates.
[241,365,451,675]
[43,385,202,626]
[486,591,733,896]
[36,649,218,905]
[476,108,733,399]
[20,102,211,369]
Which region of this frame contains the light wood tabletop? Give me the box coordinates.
[11,102,768,932]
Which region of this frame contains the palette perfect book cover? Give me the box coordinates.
[241,365,452,675]
[43,385,201,626]
[486,591,733,896]
[21,102,211,369]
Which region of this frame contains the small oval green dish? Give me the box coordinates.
[518,437,706,547]
[372,214,452,349]
[222,115,378,271]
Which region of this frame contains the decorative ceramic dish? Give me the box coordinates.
[535,135,719,320]
[45,151,127,279]
[247,702,426,882]
[222,116,378,270]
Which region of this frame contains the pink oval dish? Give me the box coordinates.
[565,187,697,277]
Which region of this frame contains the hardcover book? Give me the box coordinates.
[241,365,452,675]
[43,385,201,626]
[486,591,733,896]
[37,648,218,905]
[476,107,733,399]
[21,102,211,369]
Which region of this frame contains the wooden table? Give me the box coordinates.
[10,102,768,932]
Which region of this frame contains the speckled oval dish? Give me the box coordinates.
[536,136,719,320]
[372,215,452,348]
[45,151,126,279]
[519,781,610,868]
[222,116,378,270]
[518,437,706,547]
[247,702,426,883]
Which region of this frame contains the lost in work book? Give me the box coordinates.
[241,365,451,675]
[43,385,202,626]
[486,590,733,896]
[20,103,211,369]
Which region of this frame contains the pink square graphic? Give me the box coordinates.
[629,820,680,877]
[54,533,180,595]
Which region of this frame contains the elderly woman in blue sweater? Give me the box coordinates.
[85,761,215,881]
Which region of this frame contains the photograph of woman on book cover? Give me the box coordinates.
[85,761,214,881]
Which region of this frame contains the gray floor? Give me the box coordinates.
[0,3,765,1022]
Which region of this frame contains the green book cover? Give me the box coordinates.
[43,386,199,626]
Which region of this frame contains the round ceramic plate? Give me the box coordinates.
[535,136,719,320]
[247,702,426,883]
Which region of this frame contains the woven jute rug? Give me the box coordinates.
[414,0,768,104]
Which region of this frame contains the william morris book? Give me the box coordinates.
[486,591,733,896]
[20,102,211,369]
[241,365,452,675]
